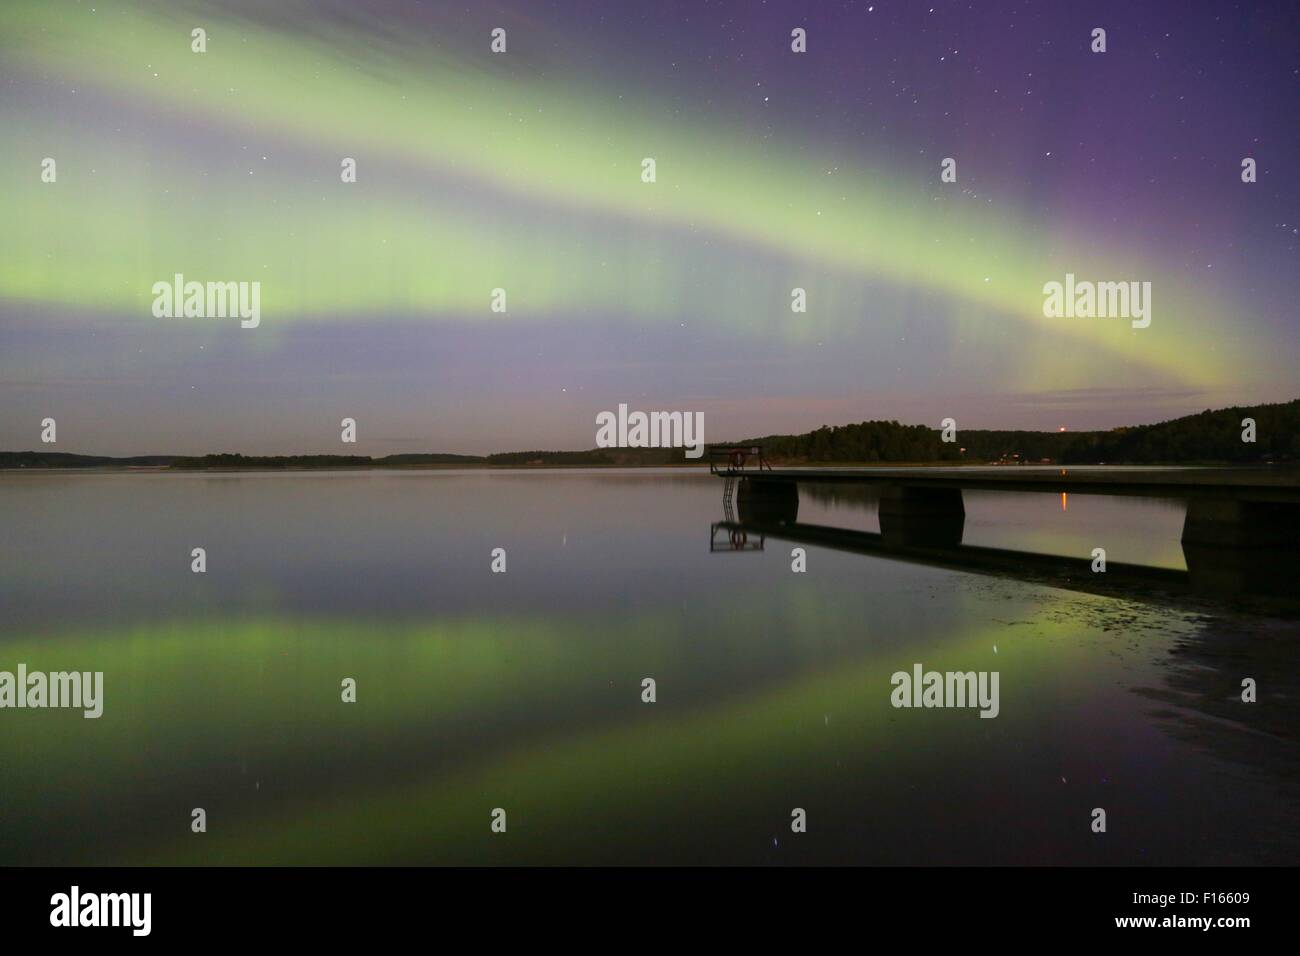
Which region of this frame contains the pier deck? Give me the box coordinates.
[717,465,1300,503]
[709,450,1300,555]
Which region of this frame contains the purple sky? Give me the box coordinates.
[2,0,1298,455]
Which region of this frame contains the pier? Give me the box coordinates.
[710,448,1300,606]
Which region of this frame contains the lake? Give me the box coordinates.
[1,468,1296,864]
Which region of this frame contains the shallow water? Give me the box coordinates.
[1,468,1295,864]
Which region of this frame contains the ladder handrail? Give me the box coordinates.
[708,445,771,475]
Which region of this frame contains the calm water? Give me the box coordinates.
[1,468,1296,865]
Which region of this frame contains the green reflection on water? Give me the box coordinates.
[1,599,1099,864]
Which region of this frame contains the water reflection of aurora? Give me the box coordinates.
[2,606,1090,864]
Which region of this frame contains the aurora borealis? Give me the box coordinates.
[2,0,1298,455]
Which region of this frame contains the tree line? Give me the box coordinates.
[743,399,1299,465]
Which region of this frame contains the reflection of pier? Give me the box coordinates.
[713,516,1186,599]
[709,523,765,552]
[712,516,1300,613]
[709,455,1300,611]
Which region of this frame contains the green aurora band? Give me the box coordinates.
[0,0,1266,392]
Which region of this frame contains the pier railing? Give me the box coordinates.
[708,445,772,475]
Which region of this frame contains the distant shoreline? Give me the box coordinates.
[4,397,1297,471]
[2,459,1293,473]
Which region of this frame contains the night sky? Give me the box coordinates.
[2,0,1298,455]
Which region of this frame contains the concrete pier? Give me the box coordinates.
[716,466,1300,601]
[1180,499,1300,597]
[1180,498,1300,549]
[877,485,965,548]
[736,477,799,525]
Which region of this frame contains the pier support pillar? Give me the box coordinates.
[1180,498,1300,549]
[1181,498,1300,597]
[736,479,799,526]
[878,485,965,549]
